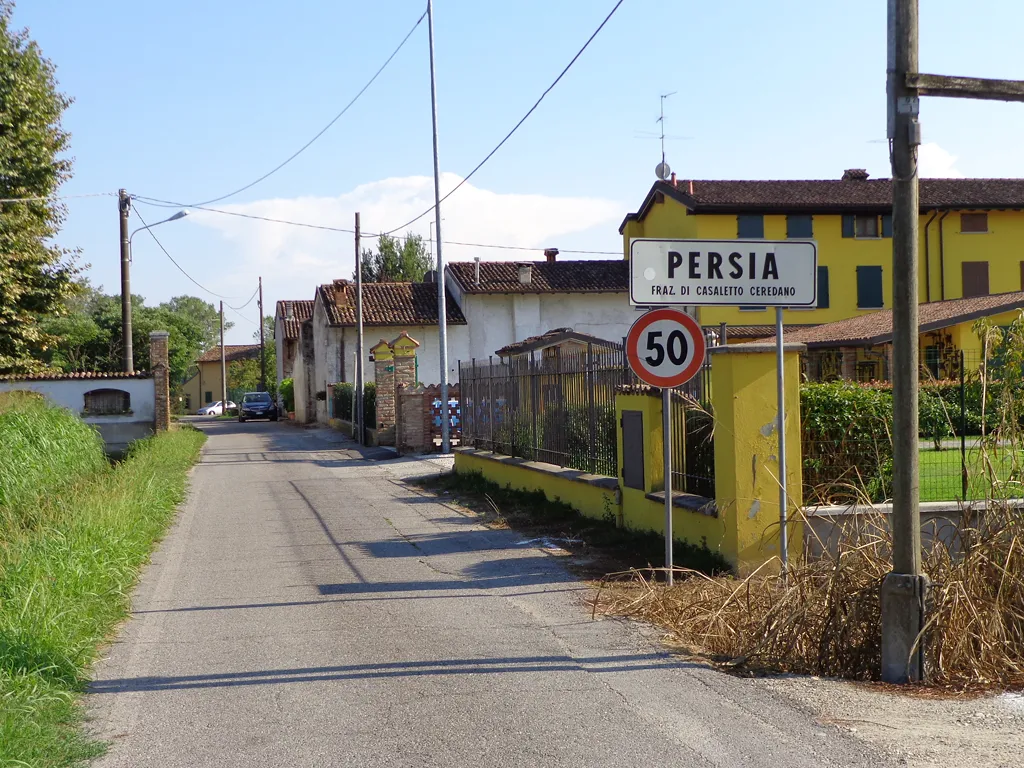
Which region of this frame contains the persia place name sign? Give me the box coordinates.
[629,238,818,307]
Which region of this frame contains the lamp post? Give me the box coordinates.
[122,207,190,372]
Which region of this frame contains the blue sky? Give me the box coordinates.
[16,0,1024,342]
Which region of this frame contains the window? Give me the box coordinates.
[842,214,881,238]
[961,212,989,233]
[737,214,764,239]
[786,214,813,238]
[817,266,830,309]
[881,213,892,238]
[961,261,990,298]
[855,215,879,238]
[83,388,131,415]
[205,391,213,403]
[856,266,884,308]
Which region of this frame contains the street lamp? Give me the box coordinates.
[118,191,190,372]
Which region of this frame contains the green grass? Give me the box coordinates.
[0,393,205,767]
[918,446,1024,502]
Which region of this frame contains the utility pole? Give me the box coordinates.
[118,189,133,372]
[882,0,1024,684]
[258,276,266,392]
[427,0,450,453]
[220,302,228,413]
[355,212,365,445]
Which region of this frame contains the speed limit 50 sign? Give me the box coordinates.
[625,308,706,388]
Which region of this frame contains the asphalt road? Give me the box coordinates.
[88,419,889,767]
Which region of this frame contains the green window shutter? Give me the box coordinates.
[856,266,883,308]
[786,214,813,238]
[842,215,855,238]
[881,213,893,237]
[737,214,764,239]
[817,266,830,309]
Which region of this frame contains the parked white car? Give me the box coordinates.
[196,400,237,416]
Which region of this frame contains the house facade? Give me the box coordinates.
[620,171,1024,331]
[274,299,313,385]
[181,344,261,413]
[294,279,468,424]
[445,258,639,362]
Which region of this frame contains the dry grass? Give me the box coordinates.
[591,506,1024,689]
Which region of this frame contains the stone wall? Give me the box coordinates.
[150,330,171,432]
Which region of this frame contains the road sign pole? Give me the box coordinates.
[775,307,788,571]
[663,385,673,586]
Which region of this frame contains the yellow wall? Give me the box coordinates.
[614,391,725,552]
[182,361,225,413]
[626,196,1024,328]
[453,450,620,525]
[710,346,803,572]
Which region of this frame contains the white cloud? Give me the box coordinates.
[193,173,623,331]
[918,142,965,178]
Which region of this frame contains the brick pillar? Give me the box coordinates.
[840,346,858,381]
[372,340,395,445]
[150,330,171,432]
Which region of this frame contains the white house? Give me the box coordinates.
[295,279,468,424]
[274,299,314,386]
[445,257,636,362]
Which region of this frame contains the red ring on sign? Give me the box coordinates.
[625,308,706,388]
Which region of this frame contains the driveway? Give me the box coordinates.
[87,419,886,767]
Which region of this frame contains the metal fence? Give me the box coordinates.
[459,336,716,494]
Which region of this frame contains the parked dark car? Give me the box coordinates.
[238,391,278,422]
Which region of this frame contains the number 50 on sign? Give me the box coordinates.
[625,308,706,388]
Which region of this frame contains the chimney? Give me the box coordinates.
[333,280,351,308]
[474,256,481,286]
[286,302,294,320]
[544,248,559,263]
[670,171,677,188]
[842,168,870,181]
[518,263,533,285]
[689,179,694,195]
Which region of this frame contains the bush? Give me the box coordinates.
[333,382,354,421]
[801,382,894,504]
[363,382,376,428]
[279,378,294,412]
[919,387,953,449]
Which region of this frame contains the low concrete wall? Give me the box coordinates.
[455,448,619,524]
[0,377,156,455]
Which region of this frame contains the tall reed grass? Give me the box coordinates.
[0,392,205,766]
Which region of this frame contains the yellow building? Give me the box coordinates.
[181,344,261,413]
[620,170,1024,333]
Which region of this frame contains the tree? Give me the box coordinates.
[0,2,78,373]
[359,233,432,283]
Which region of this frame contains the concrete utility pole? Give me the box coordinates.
[119,189,133,372]
[220,302,228,413]
[427,0,450,453]
[882,0,1024,684]
[258,276,266,392]
[355,212,365,445]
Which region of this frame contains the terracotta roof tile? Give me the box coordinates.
[623,177,1024,228]
[766,291,1024,348]
[317,281,466,326]
[197,345,262,363]
[275,300,313,340]
[495,328,623,357]
[0,370,153,382]
[448,259,627,294]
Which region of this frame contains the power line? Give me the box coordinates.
[225,303,259,327]
[381,0,628,235]
[226,284,260,312]
[131,207,241,300]
[133,196,620,255]
[143,11,427,209]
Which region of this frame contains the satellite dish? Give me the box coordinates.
[655,161,672,180]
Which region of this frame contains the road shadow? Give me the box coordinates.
[89,652,698,694]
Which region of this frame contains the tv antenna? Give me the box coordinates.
[655,91,676,180]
